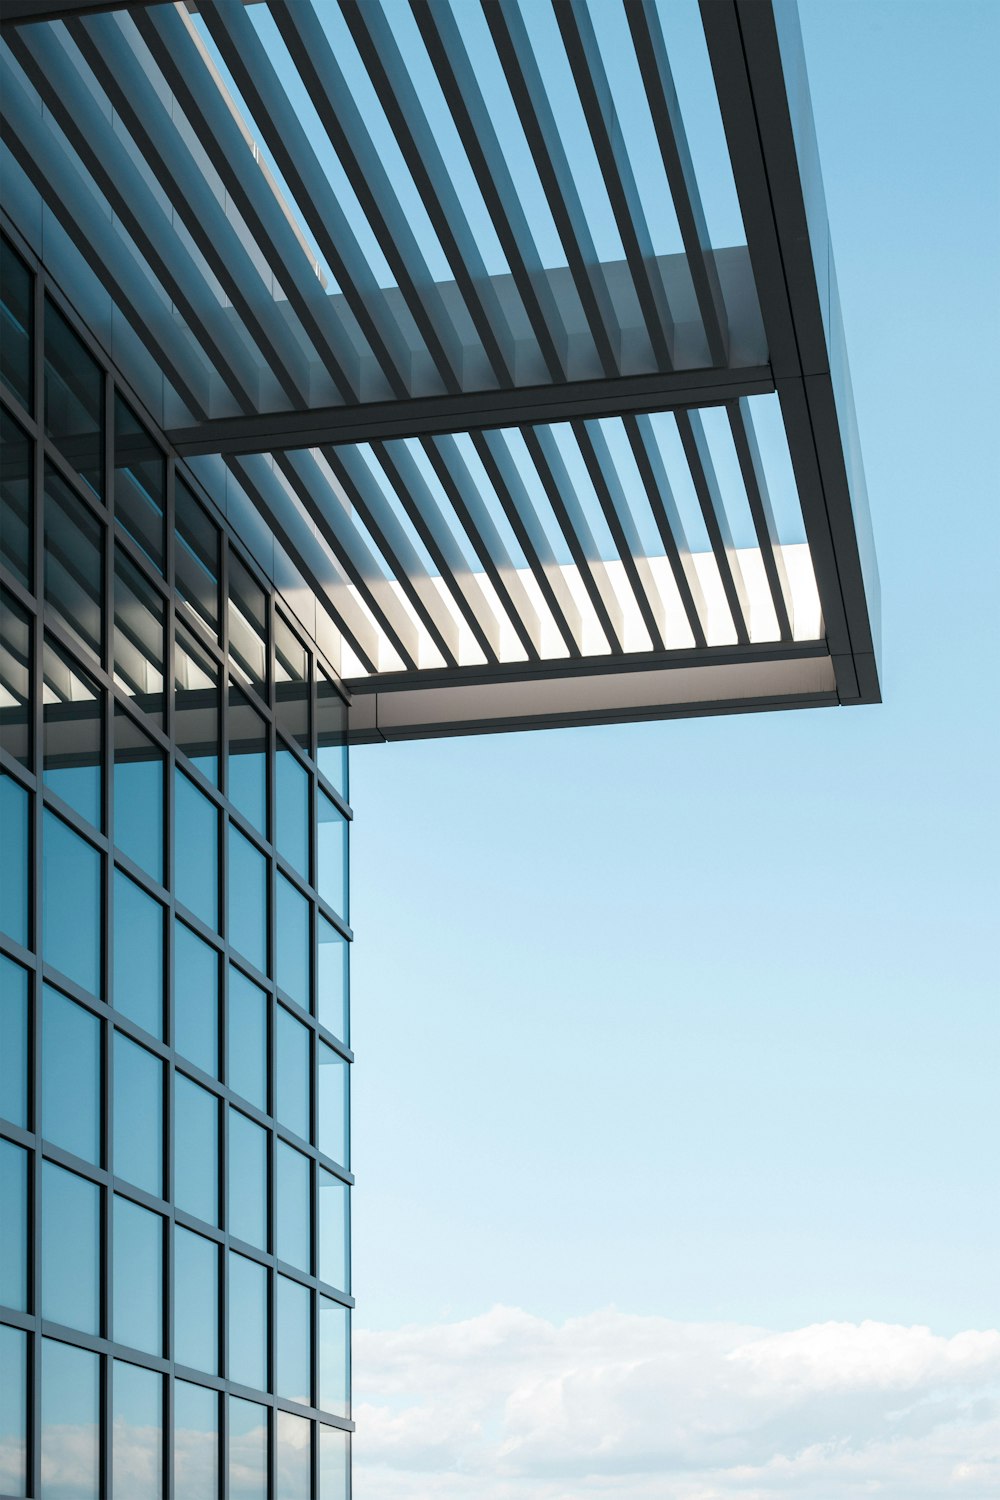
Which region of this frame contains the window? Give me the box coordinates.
[0,1324,27,1498]
[114,394,165,572]
[44,464,103,660]
[175,479,220,636]
[0,1139,28,1311]
[276,1006,310,1142]
[174,919,219,1077]
[112,1360,162,1500]
[0,953,28,1128]
[0,775,29,947]
[319,1169,349,1293]
[43,810,101,996]
[318,917,349,1044]
[41,1161,100,1334]
[114,547,165,725]
[276,1275,311,1405]
[0,408,32,587]
[228,1253,268,1393]
[276,1140,311,1274]
[318,791,348,920]
[0,236,32,411]
[113,1032,163,1197]
[44,299,103,497]
[42,985,101,1164]
[228,966,267,1111]
[319,1042,349,1168]
[319,1298,350,1420]
[175,769,219,931]
[175,1075,219,1226]
[0,589,31,768]
[113,870,164,1037]
[229,553,267,696]
[175,625,219,785]
[174,1227,218,1375]
[228,683,267,835]
[41,1340,100,1500]
[229,1396,267,1500]
[276,873,310,1011]
[319,1424,350,1500]
[228,825,267,975]
[275,614,309,750]
[229,1109,267,1251]
[317,668,348,799]
[276,748,309,878]
[174,1380,218,1500]
[114,706,164,882]
[113,1196,163,1355]
[43,639,103,829]
[276,1409,311,1500]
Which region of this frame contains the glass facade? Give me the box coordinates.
[0,237,353,1497]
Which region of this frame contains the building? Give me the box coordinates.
[0,1,879,1496]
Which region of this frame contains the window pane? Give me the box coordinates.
[318,793,348,920]
[113,1196,163,1356]
[0,953,28,1128]
[229,554,267,696]
[113,870,164,1037]
[44,464,103,661]
[319,1423,350,1500]
[276,874,310,1011]
[112,1360,162,1500]
[228,967,267,1111]
[276,1140,310,1273]
[228,826,267,975]
[319,1298,350,1420]
[114,395,164,572]
[276,1007,310,1142]
[228,684,267,835]
[318,1043,349,1168]
[175,479,219,636]
[229,1109,267,1251]
[42,985,101,1164]
[319,1170,349,1293]
[175,1075,219,1226]
[0,1138,28,1311]
[42,1161,100,1333]
[318,918,349,1044]
[0,775,29,946]
[275,1409,310,1500]
[174,920,219,1076]
[113,1032,162,1197]
[114,547,164,725]
[276,749,309,879]
[229,1396,267,1500]
[0,236,32,411]
[175,770,218,931]
[275,615,309,751]
[174,1380,218,1500]
[0,590,31,768]
[114,707,163,882]
[43,640,102,828]
[175,626,219,785]
[0,1323,27,1498]
[174,1227,218,1375]
[0,408,31,587]
[41,1339,99,1500]
[317,669,348,800]
[276,1275,311,1405]
[43,810,101,996]
[228,1253,268,1393]
[44,299,103,497]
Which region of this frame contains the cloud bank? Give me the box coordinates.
[352,1307,1000,1500]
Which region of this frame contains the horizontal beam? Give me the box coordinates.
[166,364,774,456]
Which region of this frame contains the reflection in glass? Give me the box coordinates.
[113,1032,162,1197]
[319,1043,349,1168]
[176,479,220,636]
[175,770,218,931]
[0,1139,28,1311]
[43,640,102,827]
[113,1196,163,1356]
[228,967,267,1111]
[276,749,309,878]
[276,1275,311,1405]
[1,236,32,410]
[319,1170,349,1293]
[276,873,310,1011]
[318,792,348,920]
[44,464,103,661]
[275,1409,311,1500]
[276,1140,310,1274]
[41,1338,100,1500]
[0,775,29,947]
[43,810,101,996]
[114,395,165,572]
[229,1396,267,1500]
[229,1253,268,1393]
[42,1161,100,1333]
[275,615,309,751]
[229,1109,267,1251]
[44,298,103,497]
[0,953,28,1128]
[42,985,101,1164]
[174,1227,218,1375]
[112,1360,162,1500]
[0,589,31,767]
[320,1298,350,1419]
[317,668,348,799]
[0,408,31,588]
[175,626,219,784]
[276,1006,310,1143]
[0,1323,27,1497]
[228,684,267,835]
[174,1380,218,1500]
[174,920,219,1077]
[114,707,163,882]
[114,547,165,724]
[113,870,164,1037]
[228,826,267,975]
[229,553,267,695]
[175,1075,218,1226]
[319,1423,350,1500]
[318,917,349,1044]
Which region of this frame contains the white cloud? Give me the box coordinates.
[352,1308,1000,1500]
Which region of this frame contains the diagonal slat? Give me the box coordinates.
[624,415,710,649]
[675,409,751,643]
[729,398,795,639]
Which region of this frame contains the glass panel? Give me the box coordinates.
[44,298,103,497]
[174,1381,218,1500]
[276,1007,310,1142]
[43,810,101,996]
[228,683,267,835]
[175,1075,219,1226]
[43,640,102,828]
[112,711,161,884]
[319,1298,350,1420]
[275,1409,311,1500]
[114,547,165,725]
[175,479,220,636]
[228,825,267,975]
[318,1043,349,1168]
[113,1196,163,1356]
[0,236,32,411]
[229,1396,267,1500]
[319,1423,350,1500]
[174,1226,218,1375]
[275,614,309,751]
[229,1109,267,1251]
[42,984,101,1164]
[112,1360,162,1500]
[318,917,349,1044]
[318,792,348,920]
[0,774,28,946]
[175,770,219,931]
[41,1338,100,1500]
[228,967,267,1111]
[276,1275,311,1405]
[276,749,309,879]
[317,669,348,800]
[0,409,31,587]
[113,1032,162,1197]
[175,625,219,784]
[0,1323,27,1498]
[174,919,219,1076]
[0,589,31,767]
[229,553,267,695]
[113,870,164,1037]
[228,1252,268,1392]
[114,394,165,572]
[41,1161,99,1333]
[0,1138,28,1311]
[44,464,103,661]
[319,1170,349,1293]
[276,874,310,1011]
[276,1140,310,1273]
[0,953,28,1128]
